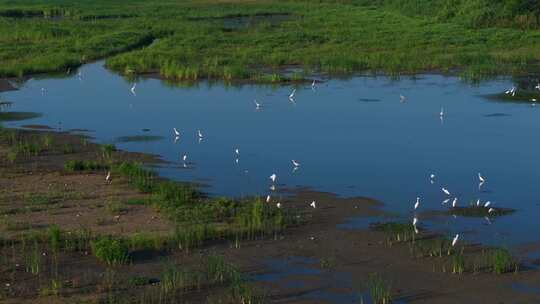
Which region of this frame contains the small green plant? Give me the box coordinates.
[366,273,392,304]
[101,144,116,160]
[91,236,129,266]
[47,225,61,252]
[452,250,465,274]
[491,248,518,274]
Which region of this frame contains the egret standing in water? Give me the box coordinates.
[197,130,204,139]
[310,201,316,208]
[440,107,444,118]
[311,80,316,91]
[105,171,111,184]
[452,197,458,208]
[130,83,137,96]
[400,94,406,103]
[292,160,300,168]
[414,197,420,210]
[289,88,296,102]
[442,187,451,196]
[270,173,277,184]
[266,195,271,203]
[254,99,261,110]
[173,128,180,137]
[430,174,436,184]
[478,173,485,183]
[413,217,418,226]
[452,234,459,247]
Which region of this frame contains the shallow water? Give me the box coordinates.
[2,61,540,251]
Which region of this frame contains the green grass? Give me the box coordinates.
[490,248,518,274]
[91,236,129,266]
[0,1,539,82]
[365,273,392,304]
[449,206,515,217]
[64,159,109,171]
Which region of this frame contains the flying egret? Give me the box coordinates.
[452,197,458,208]
[484,201,491,208]
[452,234,459,247]
[478,173,485,183]
[173,128,180,137]
[254,99,261,110]
[442,187,450,196]
[414,197,420,210]
[292,160,300,167]
[310,201,316,208]
[266,195,271,203]
[270,173,277,183]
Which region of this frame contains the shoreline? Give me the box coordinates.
[1,128,539,303]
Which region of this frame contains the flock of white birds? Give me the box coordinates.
[99,77,540,248]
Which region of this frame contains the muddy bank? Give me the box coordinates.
[0,79,16,93]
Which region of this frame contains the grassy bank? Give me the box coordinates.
[1,1,540,82]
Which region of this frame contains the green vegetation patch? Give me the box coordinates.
[0,111,42,122]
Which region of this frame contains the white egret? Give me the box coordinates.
[413,217,418,226]
[197,130,203,139]
[476,199,481,207]
[452,234,459,247]
[400,94,406,102]
[173,128,180,137]
[478,173,485,183]
[310,201,316,208]
[442,198,450,205]
[270,185,276,191]
[535,83,540,90]
[182,154,187,162]
[452,197,458,208]
[266,195,271,203]
[484,201,491,208]
[235,158,239,164]
[276,202,281,208]
[289,88,296,100]
[311,80,316,91]
[254,99,261,109]
[105,171,111,183]
[440,107,444,117]
[235,148,240,156]
[131,83,137,95]
[292,160,300,167]
[488,208,495,214]
[414,197,420,210]
[270,173,277,183]
[442,187,450,196]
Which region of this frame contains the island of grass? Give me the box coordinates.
[1,1,540,83]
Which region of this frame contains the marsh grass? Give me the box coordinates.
[64,159,109,171]
[490,248,518,274]
[371,222,416,244]
[91,236,129,266]
[365,273,392,304]
[449,206,515,217]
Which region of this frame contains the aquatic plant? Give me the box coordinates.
[490,248,518,274]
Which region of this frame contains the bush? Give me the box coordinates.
[91,236,129,266]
